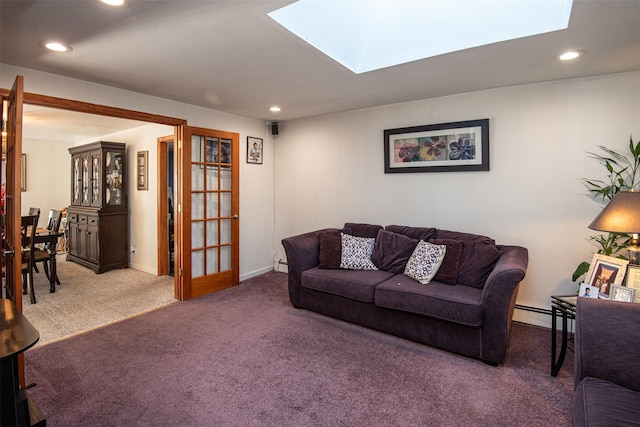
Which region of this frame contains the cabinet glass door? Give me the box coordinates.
[105,151,124,206]
[72,156,81,204]
[91,151,101,206]
[82,156,90,205]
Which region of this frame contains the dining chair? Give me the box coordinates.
[28,207,41,223]
[34,209,62,285]
[20,214,39,304]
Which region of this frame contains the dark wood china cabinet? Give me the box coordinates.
[67,141,129,273]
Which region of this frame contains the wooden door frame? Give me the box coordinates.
[0,88,187,299]
[157,135,173,278]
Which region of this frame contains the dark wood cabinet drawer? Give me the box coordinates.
[68,212,79,223]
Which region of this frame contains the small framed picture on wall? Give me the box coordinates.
[247,136,263,165]
[137,150,148,190]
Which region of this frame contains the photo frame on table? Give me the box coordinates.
[579,283,599,299]
[623,265,640,303]
[137,151,148,191]
[247,136,263,164]
[384,119,489,173]
[610,284,635,303]
[585,254,629,299]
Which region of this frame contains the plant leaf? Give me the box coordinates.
[572,261,591,282]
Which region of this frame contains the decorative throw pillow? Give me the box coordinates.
[319,232,342,269]
[344,223,383,238]
[428,238,463,285]
[385,225,437,241]
[340,232,378,270]
[371,230,419,274]
[404,241,447,285]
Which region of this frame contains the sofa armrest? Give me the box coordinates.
[479,245,529,363]
[281,228,341,307]
[574,297,640,392]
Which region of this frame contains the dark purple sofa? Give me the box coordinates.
[573,298,640,426]
[281,223,528,365]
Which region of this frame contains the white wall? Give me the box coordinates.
[2,64,276,281]
[273,71,640,327]
[21,138,72,227]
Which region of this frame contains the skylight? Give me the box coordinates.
[268,0,574,74]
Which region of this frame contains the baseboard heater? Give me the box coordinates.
[515,304,552,316]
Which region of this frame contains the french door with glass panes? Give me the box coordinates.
[178,126,239,299]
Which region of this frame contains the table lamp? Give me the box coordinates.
[589,190,640,265]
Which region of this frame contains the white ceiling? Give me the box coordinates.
[2,0,640,141]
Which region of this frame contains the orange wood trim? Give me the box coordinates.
[0,89,186,126]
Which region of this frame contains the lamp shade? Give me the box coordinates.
[589,190,640,233]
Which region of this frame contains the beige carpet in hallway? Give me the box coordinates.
[22,259,176,346]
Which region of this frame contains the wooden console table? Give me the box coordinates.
[0,299,46,426]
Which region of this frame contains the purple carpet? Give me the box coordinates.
[25,271,574,426]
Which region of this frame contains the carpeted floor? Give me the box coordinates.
[25,271,574,427]
[22,259,176,346]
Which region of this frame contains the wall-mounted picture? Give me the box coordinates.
[247,136,263,164]
[384,119,489,173]
[585,254,629,299]
[137,150,148,190]
[579,283,599,299]
[610,284,635,303]
[623,265,640,303]
[206,138,219,163]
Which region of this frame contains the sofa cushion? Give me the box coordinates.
[301,267,395,302]
[371,230,419,274]
[340,233,378,270]
[318,232,342,269]
[404,241,447,285]
[435,229,500,288]
[429,239,463,285]
[344,222,383,238]
[374,274,484,326]
[385,224,437,241]
[573,377,640,427]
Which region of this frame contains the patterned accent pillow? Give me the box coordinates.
[340,233,378,270]
[404,240,447,285]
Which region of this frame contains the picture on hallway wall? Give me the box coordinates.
[137,150,148,190]
[247,136,263,164]
[384,119,489,173]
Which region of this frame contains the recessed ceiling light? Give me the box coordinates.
[269,0,574,74]
[270,106,281,112]
[558,50,584,61]
[43,41,73,52]
[97,0,129,7]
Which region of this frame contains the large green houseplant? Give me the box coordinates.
[572,136,640,282]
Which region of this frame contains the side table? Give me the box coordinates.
[550,294,577,377]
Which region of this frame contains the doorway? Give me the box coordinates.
[157,135,175,278]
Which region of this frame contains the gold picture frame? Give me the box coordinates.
[137,150,148,190]
[623,265,640,303]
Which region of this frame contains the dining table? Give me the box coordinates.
[34,229,64,293]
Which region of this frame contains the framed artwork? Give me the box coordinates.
[623,265,640,303]
[384,119,489,173]
[21,154,26,191]
[137,150,148,190]
[578,283,599,299]
[247,136,263,164]
[585,254,629,299]
[206,138,218,163]
[610,284,635,303]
